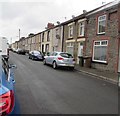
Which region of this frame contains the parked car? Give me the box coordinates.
[11,48,17,53]
[28,50,44,61]
[43,52,75,70]
[0,37,9,61]
[25,50,29,55]
[16,48,26,55]
[0,56,17,115]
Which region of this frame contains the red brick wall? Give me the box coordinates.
[85,6,119,73]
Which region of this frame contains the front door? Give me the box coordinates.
[77,42,83,64]
[42,44,44,53]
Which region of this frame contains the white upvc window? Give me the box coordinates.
[98,15,106,34]
[93,40,108,63]
[56,29,60,39]
[78,21,85,36]
[42,32,44,42]
[66,42,74,56]
[47,31,50,41]
[46,44,49,52]
[56,29,59,35]
[32,37,34,44]
[68,25,73,38]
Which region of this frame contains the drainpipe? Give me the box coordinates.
[62,25,64,52]
[74,21,78,64]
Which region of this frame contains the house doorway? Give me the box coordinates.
[77,42,83,64]
[118,43,120,72]
[42,44,44,53]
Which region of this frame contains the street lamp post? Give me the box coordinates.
[11,38,12,44]
[19,29,20,40]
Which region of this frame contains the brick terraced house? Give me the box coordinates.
[11,0,120,73]
[85,0,120,73]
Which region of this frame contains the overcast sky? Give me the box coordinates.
[0,0,113,43]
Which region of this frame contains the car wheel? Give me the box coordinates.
[53,61,57,69]
[32,57,34,60]
[43,59,46,65]
[69,67,74,70]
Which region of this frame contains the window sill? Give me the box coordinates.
[78,35,85,38]
[67,37,74,40]
[92,60,108,65]
[96,33,105,36]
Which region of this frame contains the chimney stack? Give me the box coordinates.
[47,23,54,29]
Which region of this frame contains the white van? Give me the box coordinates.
[0,37,9,61]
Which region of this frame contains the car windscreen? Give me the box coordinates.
[60,53,73,58]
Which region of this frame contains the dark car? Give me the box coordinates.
[0,56,17,115]
[28,50,44,61]
[16,48,26,55]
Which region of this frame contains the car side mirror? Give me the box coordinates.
[47,53,50,56]
[9,64,17,69]
[12,79,15,84]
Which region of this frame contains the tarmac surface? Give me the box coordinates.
[9,52,118,114]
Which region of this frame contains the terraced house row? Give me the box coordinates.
[12,0,120,73]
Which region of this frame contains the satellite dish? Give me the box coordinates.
[72,15,75,18]
[57,21,60,25]
[102,2,106,4]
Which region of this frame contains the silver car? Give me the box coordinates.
[43,52,75,70]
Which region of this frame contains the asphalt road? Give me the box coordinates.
[9,52,118,114]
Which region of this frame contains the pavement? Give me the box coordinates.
[75,64,118,85]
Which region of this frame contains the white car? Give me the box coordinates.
[43,52,75,70]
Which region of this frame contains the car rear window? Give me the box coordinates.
[34,51,40,54]
[60,53,73,58]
